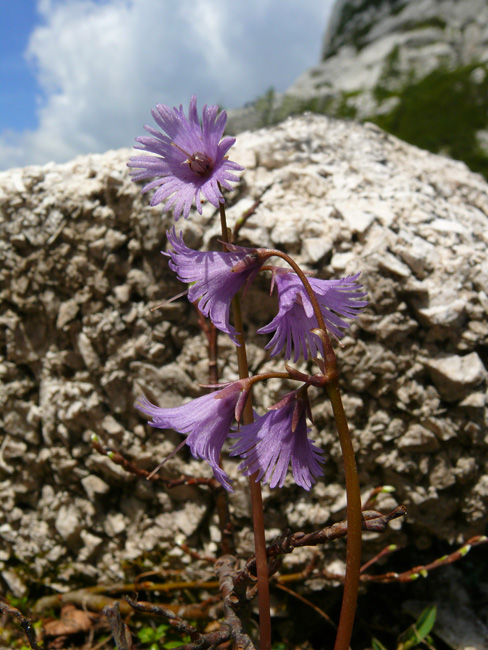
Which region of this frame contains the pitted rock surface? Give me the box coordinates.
[0,114,487,591]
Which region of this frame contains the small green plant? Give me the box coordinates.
[137,623,191,650]
[372,605,437,650]
[6,595,30,611]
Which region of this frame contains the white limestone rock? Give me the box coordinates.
[426,353,487,401]
[0,114,487,591]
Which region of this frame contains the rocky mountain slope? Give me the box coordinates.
[227,0,488,178]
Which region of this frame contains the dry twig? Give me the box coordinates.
[0,600,40,650]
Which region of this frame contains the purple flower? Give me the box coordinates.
[136,381,250,491]
[127,96,243,221]
[258,270,368,362]
[166,229,265,343]
[230,390,324,490]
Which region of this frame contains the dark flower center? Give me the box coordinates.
[171,143,213,177]
[187,151,213,176]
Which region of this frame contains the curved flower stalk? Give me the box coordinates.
[127,94,370,650]
[165,229,267,343]
[258,270,368,362]
[128,95,243,220]
[230,388,325,490]
[136,380,251,491]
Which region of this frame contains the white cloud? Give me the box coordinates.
[0,0,333,170]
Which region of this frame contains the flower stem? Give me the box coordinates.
[328,377,362,650]
[264,249,337,371]
[264,249,362,648]
[219,200,272,650]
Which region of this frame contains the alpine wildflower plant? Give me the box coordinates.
[127,95,243,220]
[129,95,373,650]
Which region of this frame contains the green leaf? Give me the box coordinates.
[137,627,157,643]
[155,623,170,639]
[415,606,437,641]
[400,606,437,650]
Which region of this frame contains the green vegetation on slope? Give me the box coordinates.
[240,60,488,181]
[370,62,488,178]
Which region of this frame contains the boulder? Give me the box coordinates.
[0,114,487,588]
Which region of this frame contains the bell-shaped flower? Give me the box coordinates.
[165,229,266,343]
[258,270,368,362]
[136,380,251,491]
[128,95,243,221]
[230,389,324,490]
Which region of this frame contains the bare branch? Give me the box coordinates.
[216,555,257,650]
[239,507,407,584]
[361,534,488,583]
[125,596,200,641]
[91,436,221,489]
[0,600,40,650]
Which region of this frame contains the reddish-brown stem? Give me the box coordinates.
[263,249,337,374]
[219,200,272,650]
[262,248,362,650]
[327,378,362,650]
[196,308,219,386]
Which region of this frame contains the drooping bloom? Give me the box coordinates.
[165,229,266,343]
[230,389,324,490]
[128,96,243,221]
[136,381,250,491]
[257,270,368,362]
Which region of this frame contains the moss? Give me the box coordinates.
[399,16,447,31]
[373,44,401,101]
[335,91,360,119]
[369,62,488,178]
[385,43,400,67]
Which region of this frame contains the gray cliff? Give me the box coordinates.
[227,0,488,179]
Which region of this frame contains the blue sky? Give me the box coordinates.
[0,0,334,171]
[1,1,39,131]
